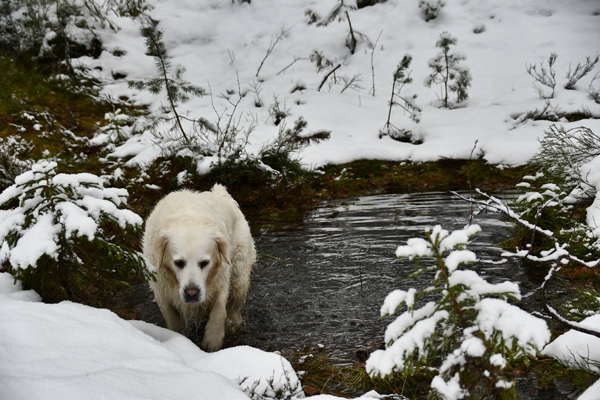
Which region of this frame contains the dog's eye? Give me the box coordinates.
[174,260,186,268]
[199,260,209,269]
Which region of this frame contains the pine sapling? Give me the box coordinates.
[0,161,150,303]
[260,117,330,160]
[128,21,206,145]
[424,32,472,108]
[366,225,550,399]
[380,54,421,140]
[315,0,360,54]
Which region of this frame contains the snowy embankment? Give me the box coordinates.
[79,0,600,168]
[0,272,386,399]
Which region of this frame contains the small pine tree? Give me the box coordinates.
[380,54,422,141]
[424,32,472,108]
[128,21,206,145]
[0,161,151,304]
[366,225,550,399]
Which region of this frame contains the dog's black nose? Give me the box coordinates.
[184,287,200,303]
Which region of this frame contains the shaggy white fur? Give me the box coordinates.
[143,184,255,352]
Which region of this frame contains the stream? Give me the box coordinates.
[134,190,578,399]
[245,191,541,361]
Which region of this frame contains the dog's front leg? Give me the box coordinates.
[156,299,185,334]
[201,289,228,352]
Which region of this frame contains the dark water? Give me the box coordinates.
[245,191,544,363]
[133,191,578,398]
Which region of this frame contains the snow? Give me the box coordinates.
[0,272,303,400]
[542,314,600,373]
[475,298,550,355]
[380,287,416,316]
[430,373,464,400]
[8,213,60,268]
[542,314,600,400]
[69,0,600,168]
[366,303,449,376]
[444,249,476,272]
[0,274,406,400]
[448,269,521,300]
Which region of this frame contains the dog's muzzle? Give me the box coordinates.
[183,286,201,303]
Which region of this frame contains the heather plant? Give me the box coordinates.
[565,53,599,90]
[0,160,150,304]
[424,32,472,108]
[268,96,290,126]
[588,71,600,104]
[526,53,558,99]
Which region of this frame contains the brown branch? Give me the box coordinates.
[318,64,341,91]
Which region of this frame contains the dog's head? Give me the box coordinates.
[158,225,231,304]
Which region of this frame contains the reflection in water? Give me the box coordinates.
[246,191,543,364]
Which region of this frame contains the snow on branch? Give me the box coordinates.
[367,225,549,399]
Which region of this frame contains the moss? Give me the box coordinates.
[314,159,535,200]
[533,357,599,394]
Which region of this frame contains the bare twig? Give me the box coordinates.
[256,26,292,77]
[467,140,479,225]
[318,64,342,91]
[370,30,383,96]
[276,56,308,76]
[345,10,357,54]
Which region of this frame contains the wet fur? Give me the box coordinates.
[143,184,255,351]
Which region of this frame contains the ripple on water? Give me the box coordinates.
[246,191,541,364]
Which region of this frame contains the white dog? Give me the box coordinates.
[143,184,255,352]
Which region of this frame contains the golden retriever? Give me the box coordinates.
[143,184,255,352]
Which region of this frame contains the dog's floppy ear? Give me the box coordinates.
[156,233,171,270]
[215,235,231,266]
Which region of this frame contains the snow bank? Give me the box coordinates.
[0,272,307,400]
[542,314,600,400]
[67,0,600,169]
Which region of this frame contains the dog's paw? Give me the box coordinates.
[201,322,225,352]
[201,334,224,352]
[227,311,243,329]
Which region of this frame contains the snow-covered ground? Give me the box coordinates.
[0,271,391,399]
[79,0,600,168]
[2,0,600,398]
